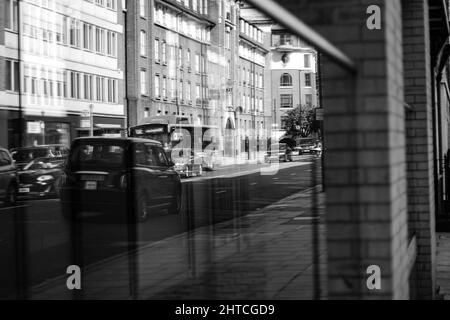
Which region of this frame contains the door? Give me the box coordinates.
[132,143,162,207]
[149,145,178,206]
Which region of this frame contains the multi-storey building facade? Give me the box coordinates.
[269,29,318,133]
[126,0,271,159]
[126,0,214,126]
[0,0,126,149]
[236,15,269,158]
[240,3,319,137]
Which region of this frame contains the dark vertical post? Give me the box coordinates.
[14,0,29,300]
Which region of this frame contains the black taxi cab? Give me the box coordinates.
[60,137,182,222]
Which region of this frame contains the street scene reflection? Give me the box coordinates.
[0,0,324,299]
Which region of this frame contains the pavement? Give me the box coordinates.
[437,233,450,300]
[30,185,327,300]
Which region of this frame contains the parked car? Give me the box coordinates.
[171,148,204,178]
[310,142,323,157]
[17,157,66,199]
[60,137,182,222]
[264,143,293,163]
[10,145,69,170]
[0,148,18,206]
[294,138,316,155]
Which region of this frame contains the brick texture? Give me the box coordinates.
[402,0,436,300]
[277,0,410,299]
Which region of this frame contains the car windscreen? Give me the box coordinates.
[12,149,48,162]
[24,158,66,171]
[69,141,127,170]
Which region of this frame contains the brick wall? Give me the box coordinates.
[275,0,410,299]
[402,0,436,299]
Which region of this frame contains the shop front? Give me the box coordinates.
[3,110,126,149]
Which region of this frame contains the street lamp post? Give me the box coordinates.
[89,104,94,137]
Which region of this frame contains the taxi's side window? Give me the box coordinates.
[133,144,146,166]
[144,146,158,166]
[150,146,168,167]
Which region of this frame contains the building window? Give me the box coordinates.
[195,54,200,73]
[106,0,116,10]
[196,84,201,100]
[83,23,93,50]
[178,47,183,68]
[140,30,146,56]
[84,74,92,100]
[140,69,147,95]
[304,54,311,68]
[5,0,18,31]
[280,73,292,87]
[139,0,146,17]
[280,94,293,108]
[69,19,81,47]
[154,39,160,62]
[179,80,184,101]
[186,49,191,70]
[170,78,175,99]
[107,31,117,56]
[305,73,311,87]
[186,81,191,101]
[162,76,167,98]
[155,74,160,97]
[161,41,167,64]
[5,60,19,92]
[225,26,231,49]
[305,94,312,106]
[280,34,291,45]
[70,72,81,99]
[272,33,291,46]
[95,27,105,53]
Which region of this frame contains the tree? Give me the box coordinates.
[283,104,317,137]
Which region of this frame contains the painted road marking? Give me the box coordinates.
[216,190,227,194]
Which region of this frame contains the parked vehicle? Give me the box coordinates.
[60,137,182,222]
[294,138,316,155]
[129,115,219,177]
[17,157,66,199]
[10,145,69,170]
[310,142,323,157]
[171,149,204,178]
[264,143,293,163]
[0,148,18,206]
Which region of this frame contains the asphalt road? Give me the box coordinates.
[0,155,321,299]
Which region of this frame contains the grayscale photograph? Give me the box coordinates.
[0,0,449,305]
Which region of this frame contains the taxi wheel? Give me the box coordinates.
[4,184,17,206]
[136,193,149,223]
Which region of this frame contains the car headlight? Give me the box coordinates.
[37,175,54,182]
